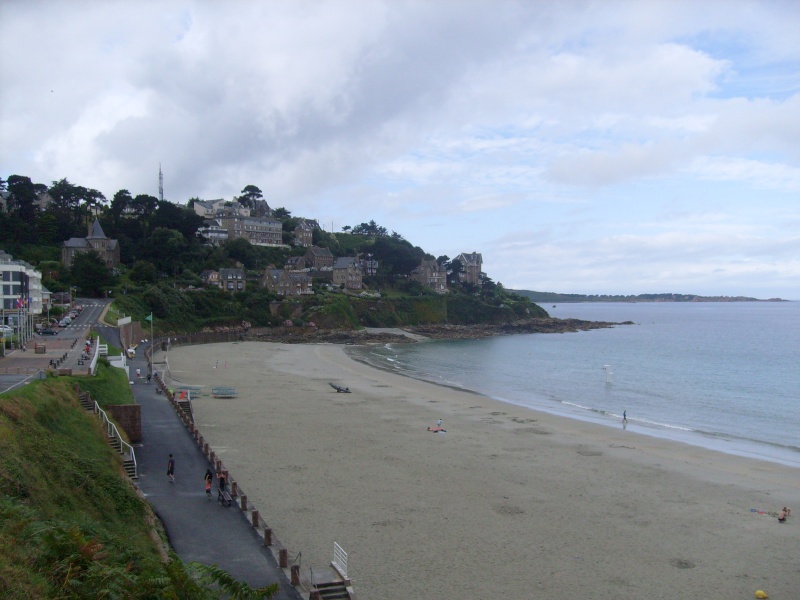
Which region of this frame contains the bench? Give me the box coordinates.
[218,490,233,507]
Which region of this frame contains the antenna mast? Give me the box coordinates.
[158,163,164,202]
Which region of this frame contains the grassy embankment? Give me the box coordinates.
[0,361,276,598]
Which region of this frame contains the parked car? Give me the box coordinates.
[0,325,13,335]
[40,329,59,336]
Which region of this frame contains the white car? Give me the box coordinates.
[0,325,13,335]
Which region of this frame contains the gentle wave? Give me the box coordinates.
[345,302,800,468]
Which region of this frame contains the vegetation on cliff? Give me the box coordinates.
[0,364,276,598]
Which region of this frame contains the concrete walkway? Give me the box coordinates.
[126,341,303,599]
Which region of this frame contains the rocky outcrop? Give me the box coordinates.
[242,318,631,345]
[404,318,631,339]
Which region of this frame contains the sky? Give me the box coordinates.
[1,1,798,299]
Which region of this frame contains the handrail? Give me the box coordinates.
[94,401,137,478]
[332,542,348,579]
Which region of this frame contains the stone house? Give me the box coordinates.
[219,214,283,247]
[454,252,483,285]
[304,246,335,270]
[219,268,246,293]
[199,270,221,287]
[332,257,363,290]
[285,256,307,270]
[293,219,317,247]
[411,259,448,293]
[262,268,313,296]
[61,219,120,270]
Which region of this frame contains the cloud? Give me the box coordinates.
[1,0,798,298]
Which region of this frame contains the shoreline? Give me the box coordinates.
[345,342,800,470]
[160,341,800,599]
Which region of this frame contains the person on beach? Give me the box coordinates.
[623,410,627,422]
[204,469,213,498]
[167,454,175,482]
[778,508,787,523]
[437,418,443,428]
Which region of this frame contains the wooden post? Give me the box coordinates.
[240,494,247,511]
[279,548,288,568]
[252,510,259,527]
[216,459,222,472]
[291,564,300,585]
[231,480,237,497]
[264,528,272,546]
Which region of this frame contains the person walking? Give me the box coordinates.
[167,454,175,483]
[136,368,141,379]
[218,470,227,493]
[204,469,213,499]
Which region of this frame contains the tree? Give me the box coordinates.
[272,207,291,220]
[110,189,132,225]
[6,175,38,219]
[129,260,158,283]
[238,185,263,209]
[131,194,159,218]
[448,259,464,285]
[224,238,258,269]
[352,220,388,236]
[71,250,112,297]
[341,225,351,232]
[143,228,187,275]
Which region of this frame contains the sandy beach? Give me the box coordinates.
[159,341,799,599]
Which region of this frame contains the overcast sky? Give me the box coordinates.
[2,1,798,298]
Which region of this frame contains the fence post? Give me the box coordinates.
[264,528,272,546]
[252,510,259,527]
[240,494,247,511]
[279,548,288,568]
[291,564,300,585]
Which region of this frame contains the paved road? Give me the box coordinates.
[127,343,302,598]
[1,306,302,598]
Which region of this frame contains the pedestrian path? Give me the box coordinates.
[127,343,303,599]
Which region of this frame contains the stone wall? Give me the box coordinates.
[107,404,142,443]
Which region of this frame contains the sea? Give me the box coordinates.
[346,302,800,468]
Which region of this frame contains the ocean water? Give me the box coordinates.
[346,302,800,467]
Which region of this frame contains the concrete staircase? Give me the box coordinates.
[312,581,351,599]
[177,399,193,423]
[78,390,138,479]
[79,392,94,411]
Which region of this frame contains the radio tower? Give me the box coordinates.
[158,163,164,202]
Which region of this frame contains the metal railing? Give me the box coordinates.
[332,542,348,579]
[94,402,137,478]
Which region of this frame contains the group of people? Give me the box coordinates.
[204,468,227,498]
[168,454,228,498]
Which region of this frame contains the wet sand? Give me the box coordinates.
[159,341,799,599]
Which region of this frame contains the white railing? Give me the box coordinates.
[332,542,348,579]
[94,402,137,478]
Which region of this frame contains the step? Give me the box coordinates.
[123,460,138,479]
[314,581,350,600]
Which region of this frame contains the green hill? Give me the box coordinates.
[0,363,275,598]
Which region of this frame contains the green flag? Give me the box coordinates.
[145,313,153,321]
